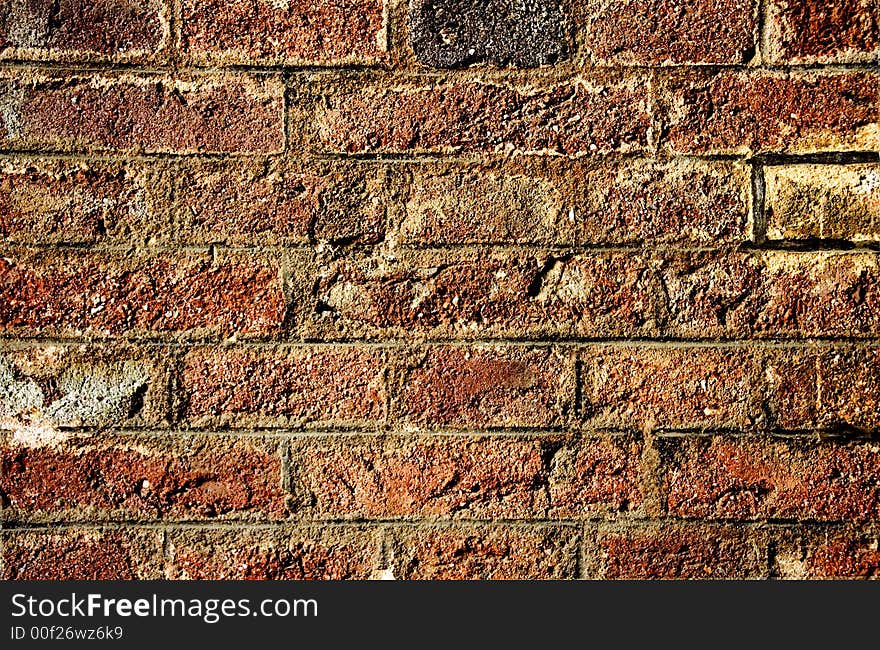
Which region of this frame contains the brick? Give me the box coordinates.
[167,527,381,580]
[660,70,879,154]
[658,436,880,521]
[0,250,285,337]
[173,159,388,246]
[1,434,285,521]
[180,0,386,65]
[819,348,880,431]
[0,0,167,58]
[596,524,768,579]
[299,75,651,155]
[572,159,750,246]
[764,0,880,63]
[409,0,566,68]
[0,72,284,154]
[398,346,570,428]
[660,252,880,338]
[287,436,638,519]
[315,251,657,338]
[0,158,166,244]
[765,164,880,242]
[775,528,880,578]
[0,344,168,439]
[181,347,387,428]
[390,525,578,579]
[400,165,570,245]
[580,346,817,431]
[578,0,756,65]
[2,529,164,580]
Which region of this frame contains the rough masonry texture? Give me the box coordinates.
[0,1,879,581]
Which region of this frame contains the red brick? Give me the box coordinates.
[181,0,386,65]
[0,72,284,154]
[658,436,880,521]
[764,0,879,63]
[181,347,387,427]
[167,527,381,580]
[580,346,817,431]
[819,348,880,431]
[300,76,651,155]
[660,252,880,338]
[287,436,638,519]
[764,164,880,242]
[661,70,878,154]
[597,524,768,579]
[0,250,285,337]
[398,346,570,428]
[0,158,164,244]
[173,159,387,245]
[775,528,880,578]
[390,525,578,579]
[0,344,168,436]
[0,0,166,58]
[1,434,285,521]
[316,251,657,338]
[578,0,757,64]
[2,529,163,580]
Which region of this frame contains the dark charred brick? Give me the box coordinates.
[0,72,284,154]
[173,159,388,245]
[181,0,386,65]
[0,250,285,337]
[181,347,387,427]
[597,524,768,579]
[1,434,285,521]
[765,164,880,242]
[287,436,638,519]
[660,70,878,154]
[167,527,381,580]
[301,76,651,155]
[2,529,164,579]
[316,251,657,339]
[398,346,570,428]
[0,0,166,57]
[409,0,567,68]
[765,0,880,63]
[579,0,757,64]
[658,436,880,521]
[390,525,578,579]
[660,252,880,339]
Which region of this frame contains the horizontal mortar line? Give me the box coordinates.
[753,151,880,165]
[3,336,880,349]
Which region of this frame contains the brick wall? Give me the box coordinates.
[1,1,878,580]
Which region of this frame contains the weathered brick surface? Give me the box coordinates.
[765,164,880,242]
[578,0,757,65]
[167,527,381,580]
[390,525,579,579]
[2,529,164,579]
[296,75,651,155]
[1,434,285,521]
[0,0,167,59]
[658,436,880,521]
[410,0,567,68]
[596,524,769,579]
[0,250,285,337]
[775,528,880,578]
[0,158,165,244]
[659,70,879,154]
[180,0,386,65]
[181,347,388,427]
[764,0,880,63]
[819,348,880,432]
[287,435,641,519]
[0,72,284,154]
[660,252,880,338]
